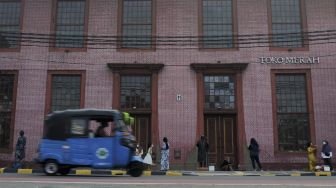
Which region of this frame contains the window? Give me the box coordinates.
[204,75,235,110]
[50,74,82,112]
[0,73,17,150]
[71,119,87,136]
[54,0,86,48]
[201,0,236,48]
[121,0,153,49]
[275,74,309,151]
[0,0,21,49]
[270,0,306,48]
[88,119,115,137]
[120,75,151,109]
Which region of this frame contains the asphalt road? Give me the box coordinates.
[1,174,336,188]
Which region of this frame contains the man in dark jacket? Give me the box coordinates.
[248,138,262,171]
[13,130,26,169]
[196,135,209,167]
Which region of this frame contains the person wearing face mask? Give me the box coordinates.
[321,140,333,171]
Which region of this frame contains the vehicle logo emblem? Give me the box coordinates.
[96,148,109,159]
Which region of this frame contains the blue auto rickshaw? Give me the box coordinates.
[36,109,144,177]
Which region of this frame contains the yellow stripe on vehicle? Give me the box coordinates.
[0,168,4,174]
[18,169,32,174]
[111,170,126,176]
[76,169,91,175]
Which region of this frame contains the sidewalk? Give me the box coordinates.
[0,167,335,177]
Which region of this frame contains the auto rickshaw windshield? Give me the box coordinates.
[115,119,128,132]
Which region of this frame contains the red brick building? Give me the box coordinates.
[0,0,335,170]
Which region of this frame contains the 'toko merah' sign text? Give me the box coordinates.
[259,57,319,64]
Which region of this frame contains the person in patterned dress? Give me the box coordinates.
[160,137,169,171]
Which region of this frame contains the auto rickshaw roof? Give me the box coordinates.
[46,108,121,121]
[43,109,122,140]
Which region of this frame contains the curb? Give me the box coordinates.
[0,168,335,177]
[0,168,187,176]
[191,171,336,177]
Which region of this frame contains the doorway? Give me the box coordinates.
[131,114,151,155]
[204,114,237,169]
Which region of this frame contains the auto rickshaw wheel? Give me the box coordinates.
[59,166,71,175]
[44,159,59,176]
[128,162,144,177]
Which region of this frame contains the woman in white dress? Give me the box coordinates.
[143,144,154,170]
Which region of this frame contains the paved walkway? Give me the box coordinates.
[0,168,334,176]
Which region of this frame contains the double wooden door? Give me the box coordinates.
[204,115,237,168]
[131,114,151,154]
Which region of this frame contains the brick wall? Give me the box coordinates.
[0,0,335,168]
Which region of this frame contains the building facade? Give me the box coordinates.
[0,0,336,170]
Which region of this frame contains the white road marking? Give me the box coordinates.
[0,180,336,186]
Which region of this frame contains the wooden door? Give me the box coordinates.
[204,115,237,168]
[131,115,151,154]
